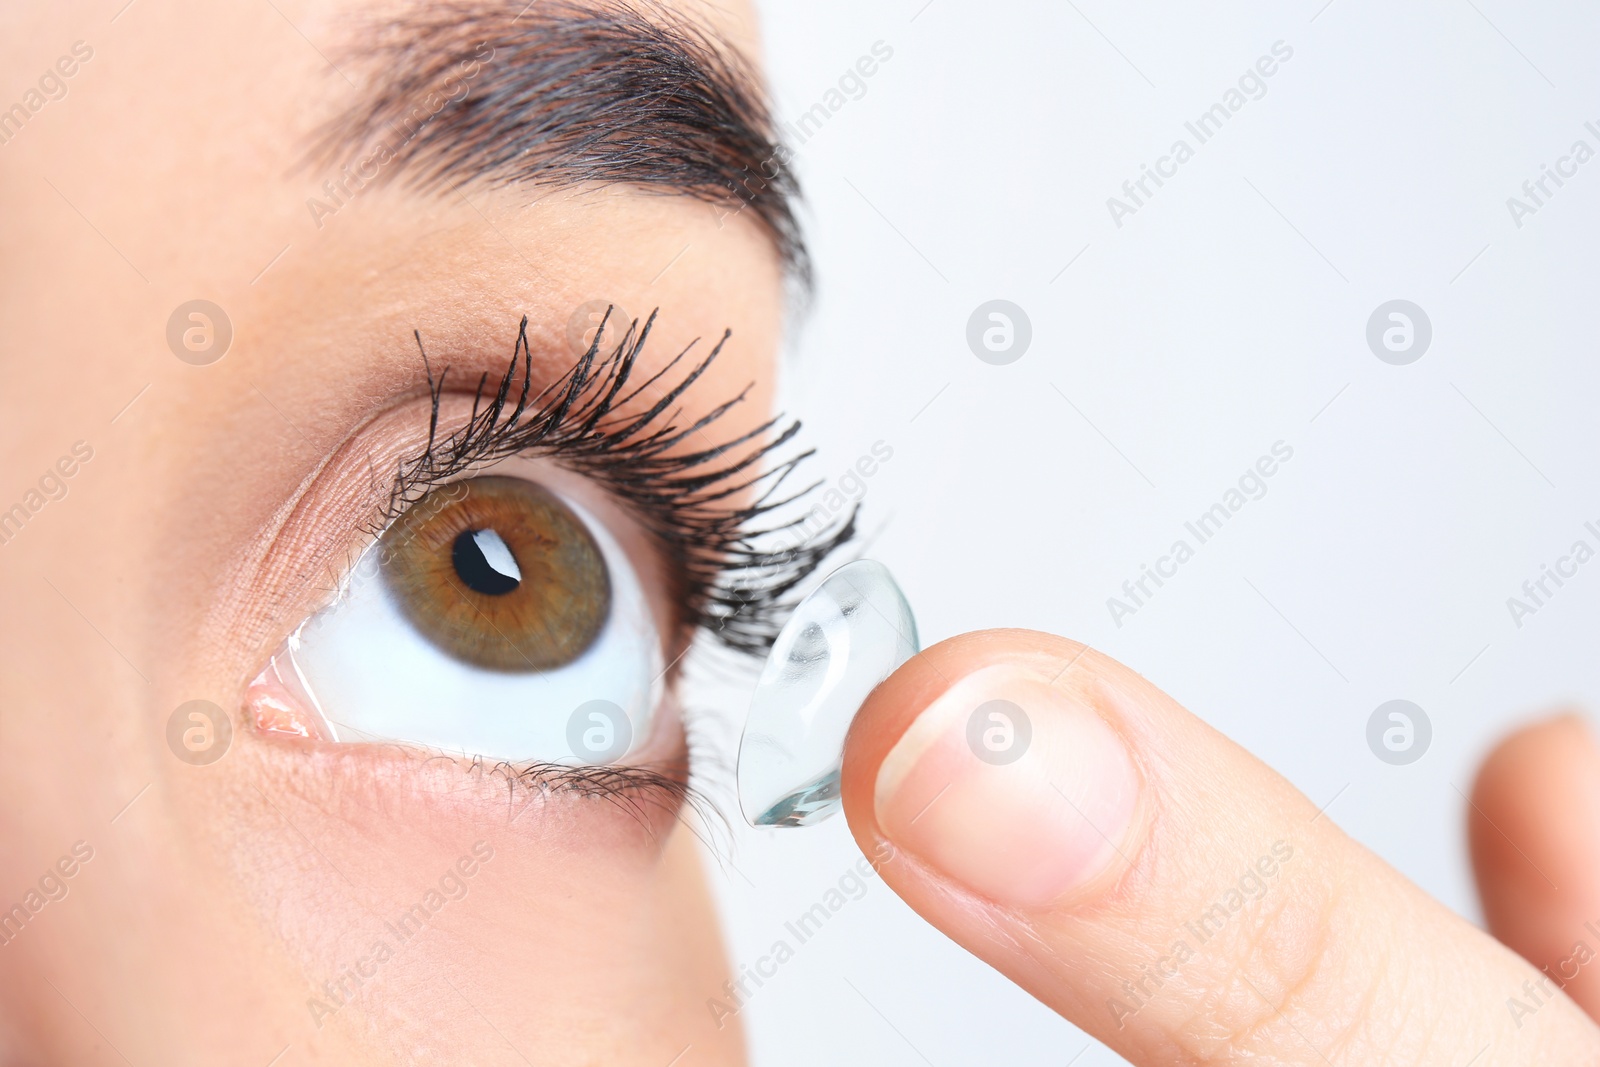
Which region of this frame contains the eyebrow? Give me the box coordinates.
[309,0,807,282]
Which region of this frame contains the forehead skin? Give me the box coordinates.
[0,1,779,1063]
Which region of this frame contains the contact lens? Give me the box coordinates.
[736,560,919,828]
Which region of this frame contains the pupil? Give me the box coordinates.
[451,529,522,596]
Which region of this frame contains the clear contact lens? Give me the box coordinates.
[736,560,919,828]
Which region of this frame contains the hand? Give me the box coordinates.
[841,629,1600,1065]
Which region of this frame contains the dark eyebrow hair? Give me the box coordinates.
[308,0,807,284]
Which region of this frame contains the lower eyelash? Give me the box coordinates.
[386,307,857,656]
[496,757,706,829]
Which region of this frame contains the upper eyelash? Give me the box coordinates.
[384,307,856,656]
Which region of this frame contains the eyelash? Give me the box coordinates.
[448,753,715,832]
[336,309,851,818]
[383,307,856,659]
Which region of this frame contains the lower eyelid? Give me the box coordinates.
[241,674,694,778]
[232,723,701,839]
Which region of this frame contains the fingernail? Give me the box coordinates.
[874,663,1139,909]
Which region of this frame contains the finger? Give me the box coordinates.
[841,629,1600,1066]
[1471,713,1600,1021]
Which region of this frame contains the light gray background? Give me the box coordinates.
[699,1,1600,1063]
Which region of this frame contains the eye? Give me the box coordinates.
[254,473,663,764]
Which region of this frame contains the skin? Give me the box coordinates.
[1,2,1597,1065]
[1,1,773,1063]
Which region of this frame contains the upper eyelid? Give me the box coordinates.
[211,310,850,675]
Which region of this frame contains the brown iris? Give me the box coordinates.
[379,476,611,671]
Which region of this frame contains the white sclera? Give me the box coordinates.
[736,560,918,827]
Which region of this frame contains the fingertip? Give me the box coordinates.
[1471,710,1600,1019]
[839,628,1093,844]
[1471,710,1599,874]
[1475,711,1593,785]
[841,629,1145,910]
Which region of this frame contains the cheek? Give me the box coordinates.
[200,740,735,1057]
